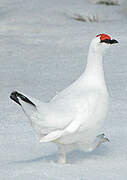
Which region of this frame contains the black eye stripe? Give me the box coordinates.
[100,39,118,44]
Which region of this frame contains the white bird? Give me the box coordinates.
[10,34,118,164]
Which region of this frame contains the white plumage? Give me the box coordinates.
[10,34,118,163]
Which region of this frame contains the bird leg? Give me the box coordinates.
[57,144,66,164]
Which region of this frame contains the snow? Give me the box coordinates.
[0,0,127,179]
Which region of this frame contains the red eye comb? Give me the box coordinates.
[96,34,111,41]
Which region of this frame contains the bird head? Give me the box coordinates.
[90,33,118,54]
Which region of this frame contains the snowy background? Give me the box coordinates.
[0,0,127,179]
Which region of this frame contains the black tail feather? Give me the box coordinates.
[10,91,36,107]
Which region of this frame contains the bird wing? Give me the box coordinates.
[39,119,81,143]
[39,103,88,142]
[10,91,89,142]
[10,91,78,130]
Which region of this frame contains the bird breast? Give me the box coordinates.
[79,90,109,132]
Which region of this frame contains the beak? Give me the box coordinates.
[109,39,119,44]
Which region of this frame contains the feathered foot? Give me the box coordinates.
[96,133,110,148]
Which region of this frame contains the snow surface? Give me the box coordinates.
[0,0,127,179]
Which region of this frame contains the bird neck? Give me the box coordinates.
[82,48,107,89]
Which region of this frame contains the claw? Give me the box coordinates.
[97,133,105,138]
[96,133,110,148]
[104,137,110,142]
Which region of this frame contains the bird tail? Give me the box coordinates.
[10,91,51,140]
[10,91,36,107]
[10,91,39,121]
